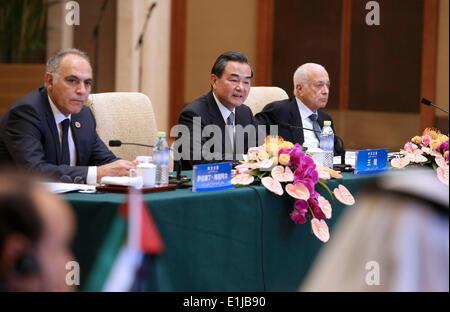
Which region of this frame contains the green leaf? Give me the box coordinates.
[317,180,335,203]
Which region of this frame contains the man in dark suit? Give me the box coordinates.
[175,51,258,170]
[255,63,342,155]
[0,48,135,184]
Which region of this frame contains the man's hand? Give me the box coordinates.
[97,160,137,183]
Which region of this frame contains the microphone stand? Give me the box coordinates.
[91,0,109,93]
[108,140,191,188]
[421,98,449,115]
[136,3,157,92]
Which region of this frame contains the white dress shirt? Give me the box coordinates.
[213,92,236,152]
[48,96,97,184]
[295,97,320,147]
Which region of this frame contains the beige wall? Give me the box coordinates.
[115,0,172,135]
[184,0,257,103]
[46,2,74,59]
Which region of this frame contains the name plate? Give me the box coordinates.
[354,148,389,175]
[192,162,233,192]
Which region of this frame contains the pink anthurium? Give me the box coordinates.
[318,196,332,219]
[271,165,294,182]
[333,184,355,206]
[311,218,330,243]
[391,156,410,168]
[231,174,254,186]
[285,182,310,200]
[437,166,449,185]
[435,155,447,168]
[261,176,284,196]
[407,152,428,163]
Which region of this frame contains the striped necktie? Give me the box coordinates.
[308,113,321,141]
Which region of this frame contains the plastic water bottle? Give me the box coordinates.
[319,121,334,169]
[153,131,169,186]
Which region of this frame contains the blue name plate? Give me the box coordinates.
[192,162,234,192]
[354,148,389,175]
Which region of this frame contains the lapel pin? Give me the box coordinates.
[75,121,81,128]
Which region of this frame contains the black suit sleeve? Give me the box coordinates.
[176,108,225,170]
[3,104,89,180]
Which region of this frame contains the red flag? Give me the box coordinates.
[119,190,164,255]
[103,187,164,291]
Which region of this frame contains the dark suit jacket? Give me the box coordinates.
[0,87,117,181]
[176,91,258,170]
[255,98,343,155]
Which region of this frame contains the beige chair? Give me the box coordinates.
[86,92,158,163]
[244,86,289,115]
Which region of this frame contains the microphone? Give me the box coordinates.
[421,98,449,115]
[108,140,191,188]
[278,123,353,172]
[109,140,154,148]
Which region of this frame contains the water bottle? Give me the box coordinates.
[319,121,334,169]
[153,131,169,186]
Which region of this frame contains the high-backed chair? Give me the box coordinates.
[86,92,158,162]
[244,86,289,115]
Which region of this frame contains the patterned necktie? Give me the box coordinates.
[61,119,71,165]
[308,113,321,141]
[227,112,235,154]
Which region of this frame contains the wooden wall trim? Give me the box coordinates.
[420,0,439,132]
[255,0,274,86]
[169,0,187,133]
[339,0,352,110]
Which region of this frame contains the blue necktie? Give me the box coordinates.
[308,113,321,141]
[61,119,70,165]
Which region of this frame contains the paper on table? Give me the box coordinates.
[41,182,96,194]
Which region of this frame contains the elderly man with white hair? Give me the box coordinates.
[255,63,342,155]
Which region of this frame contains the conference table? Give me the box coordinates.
[64,171,380,292]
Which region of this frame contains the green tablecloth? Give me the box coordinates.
[64,172,380,291]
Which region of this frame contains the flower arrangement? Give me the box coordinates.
[231,136,355,243]
[390,128,449,185]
